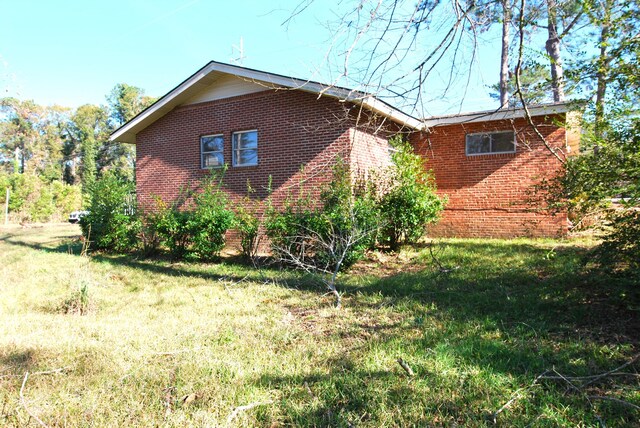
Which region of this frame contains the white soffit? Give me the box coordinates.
[109,61,424,144]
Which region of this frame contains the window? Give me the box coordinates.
[465,131,516,155]
[232,130,258,167]
[201,134,224,168]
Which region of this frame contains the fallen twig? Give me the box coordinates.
[397,358,415,377]
[489,370,550,424]
[539,372,640,382]
[427,240,459,273]
[20,367,70,428]
[226,400,274,426]
[490,353,640,424]
[588,395,640,411]
[150,347,201,356]
[581,354,640,388]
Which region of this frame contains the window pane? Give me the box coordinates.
[466,134,490,154]
[236,149,257,166]
[203,152,224,167]
[235,131,258,149]
[201,135,223,152]
[491,132,515,152]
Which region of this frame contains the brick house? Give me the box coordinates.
[110,61,579,238]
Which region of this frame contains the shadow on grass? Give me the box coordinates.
[3,230,638,424]
[3,230,638,349]
[3,231,638,347]
[0,349,38,374]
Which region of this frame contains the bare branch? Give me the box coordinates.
[226,400,274,426]
[514,0,566,164]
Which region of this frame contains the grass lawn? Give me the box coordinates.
[0,224,638,427]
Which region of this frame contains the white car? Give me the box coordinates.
[68,210,89,224]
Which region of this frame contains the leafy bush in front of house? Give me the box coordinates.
[264,193,319,267]
[265,161,380,271]
[81,173,139,252]
[153,177,234,260]
[378,136,445,250]
[317,162,380,268]
[234,181,262,260]
[188,181,235,260]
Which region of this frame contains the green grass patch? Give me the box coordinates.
[0,225,638,426]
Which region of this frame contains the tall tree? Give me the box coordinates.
[104,84,156,178]
[107,83,156,127]
[578,0,639,137]
[500,0,513,107]
[543,0,584,102]
[65,104,109,188]
[0,98,69,177]
[490,62,551,106]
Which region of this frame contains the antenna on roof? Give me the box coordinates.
[230,37,245,65]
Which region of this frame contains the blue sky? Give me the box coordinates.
[0,0,505,116]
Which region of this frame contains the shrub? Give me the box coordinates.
[539,117,639,275]
[317,162,380,269]
[51,180,82,220]
[378,137,445,250]
[81,173,139,252]
[265,161,379,271]
[155,205,194,259]
[593,210,640,274]
[234,181,262,260]
[0,172,82,223]
[153,176,234,260]
[264,192,318,266]
[188,180,235,260]
[137,209,163,257]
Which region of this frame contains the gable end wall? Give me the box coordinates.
[135,89,393,214]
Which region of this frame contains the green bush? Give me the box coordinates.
[594,210,640,273]
[378,137,445,250]
[51,180,82,219]
[153,176,234,260]
[81,173,139,252]
[0,172,82,223]
[234,181,262,259]
[264,194,320,267]
[542,117,639,275]
[188,181,234,260]
[137,208,163,257]
[154,205,193,259]
[265,161,379,271]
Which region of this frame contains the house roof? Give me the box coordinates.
[109,61,424,144]
[421,102,578,128]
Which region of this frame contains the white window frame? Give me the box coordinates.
[232,129,258,167]
[465,131,516,156]
[200,134,224,169]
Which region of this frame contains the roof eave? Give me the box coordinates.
[421,102,581,128]
[109,61,423,143]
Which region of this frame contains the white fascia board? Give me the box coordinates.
[229,68,424,129]
[110,65,215,143]
[110,61,424,143]
[422,103,572,128]
[361,96,424,130]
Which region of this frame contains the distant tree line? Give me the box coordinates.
[0,84,155,222]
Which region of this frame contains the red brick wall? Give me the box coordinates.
[350,127,394,181]
[413,115,570,238]
[136,90,360,212]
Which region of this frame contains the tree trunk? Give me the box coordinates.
[595,1,612,139]
[500,0,511,108]
[546,0,565,102]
